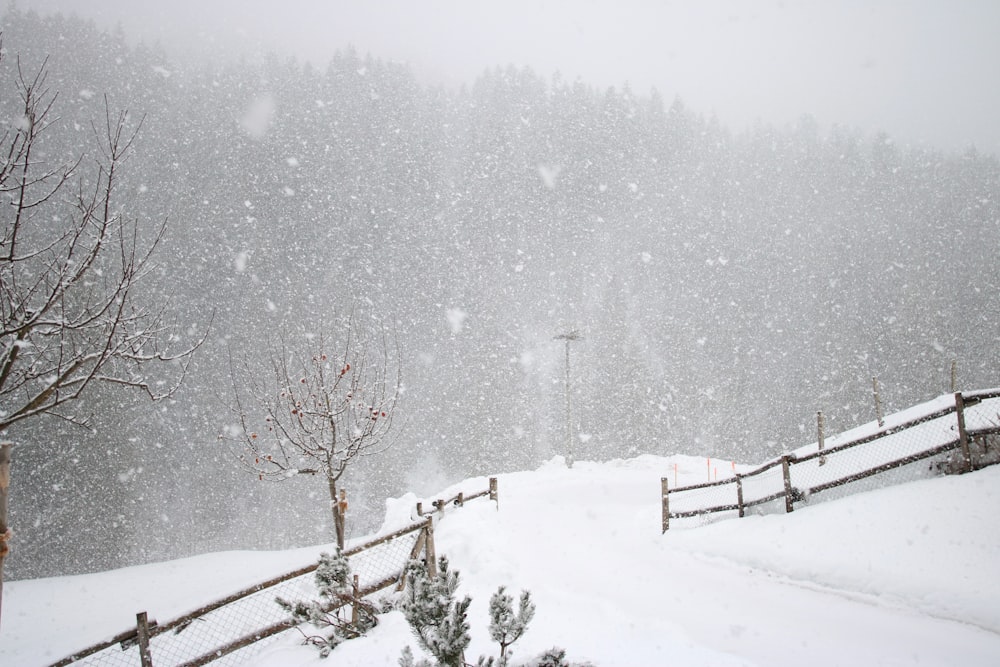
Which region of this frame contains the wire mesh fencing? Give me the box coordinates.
[51,520,428,667]
[49,477,501,667]
[662,390,1000,531]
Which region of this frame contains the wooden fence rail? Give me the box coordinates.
[48,518,430,667]
[50,478,498,667]
[416,477,498,517]
[662,390,1000,532]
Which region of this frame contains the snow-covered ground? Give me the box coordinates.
[3,454,999,666]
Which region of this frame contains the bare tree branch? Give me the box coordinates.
[0,50,210,434]
[0,42,212,622]
[224,315,402,547]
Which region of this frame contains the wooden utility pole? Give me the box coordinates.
[554,331,582,468]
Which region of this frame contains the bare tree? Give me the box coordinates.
[227,320,402,548]
[0,50,207,623]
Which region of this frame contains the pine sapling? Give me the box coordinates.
[399,556,472,667]
[314,550,352,600]
[488,586,536,665]
[525,647,572,667]
[398,645,433,667]
[276,550,376,657]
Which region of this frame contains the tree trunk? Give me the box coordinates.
[0,442,12,629]
[327,476,344,549]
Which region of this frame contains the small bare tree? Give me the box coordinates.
[227,321,401,548]
[0,50,207,623]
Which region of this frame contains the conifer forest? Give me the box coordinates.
[1,7,997,580]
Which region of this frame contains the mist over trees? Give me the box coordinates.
[2,8,997,579]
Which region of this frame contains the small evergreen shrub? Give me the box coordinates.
[488,586,536,665]
[276,549,377,658]
[399,556,472,667]
[524,648,570,667]
[398,557,585,667]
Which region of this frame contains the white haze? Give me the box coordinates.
[24,0,1000,154]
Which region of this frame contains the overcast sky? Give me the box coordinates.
[21,0,1000,153]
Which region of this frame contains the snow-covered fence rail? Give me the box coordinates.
[416,476,498,517]
[661,390,1000,532]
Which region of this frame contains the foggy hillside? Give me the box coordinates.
[1,7,997,579]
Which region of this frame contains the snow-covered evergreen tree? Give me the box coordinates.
[398,645,433,667]
[399,557,472,667]
[523,648,570,667]
[487,586,536,665]
[276,550,376,657]
[313,550,352,599]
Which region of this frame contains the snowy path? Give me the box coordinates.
[422,458,1000,667]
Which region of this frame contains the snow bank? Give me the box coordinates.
[3,455,999,667]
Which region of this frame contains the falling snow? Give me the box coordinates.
[1,3,997,600]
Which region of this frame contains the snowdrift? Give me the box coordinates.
[2,454,999,666]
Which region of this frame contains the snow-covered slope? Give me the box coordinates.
[3,454,999,666]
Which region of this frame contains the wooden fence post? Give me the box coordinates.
[872,377,885,428]
[782,456,795,513]
[351,574,360,625]
[817,411,827,466]
[136,612,154,667]
[489,477,498,509]
[397,528,428,592]
[456,492,464,507]
[0,442,11,629]
[660,478,669,533]
[423,516,437,579]
[955,392,973,472]
[736,474,745,518]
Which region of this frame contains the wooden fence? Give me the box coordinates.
[416,477,498,517]
[662,390,1000,532]
[50,479,499,667]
